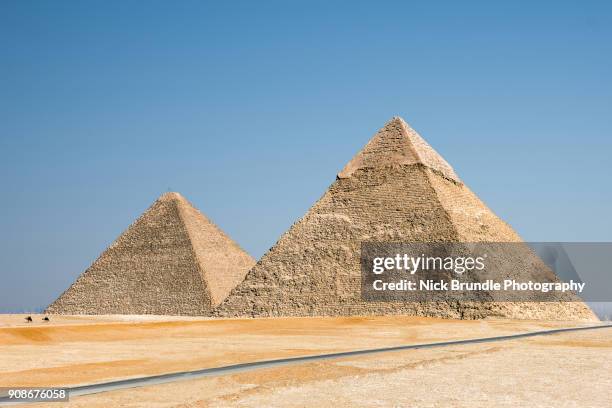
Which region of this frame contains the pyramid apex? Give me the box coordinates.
[337,117,460,182]
[158,191,186,202]
[388,116,416,130]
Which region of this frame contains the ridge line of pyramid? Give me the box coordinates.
[172,194,256,307]
[172,198,216,308]
[394,117,424,162]
[173,194,255,260]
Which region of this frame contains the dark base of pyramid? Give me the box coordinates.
[218,300,597,321]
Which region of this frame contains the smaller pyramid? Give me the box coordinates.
[46,192,255,315]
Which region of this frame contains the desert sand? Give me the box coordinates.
[1,314,610,407]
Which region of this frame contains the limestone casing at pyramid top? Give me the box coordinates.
[337,116,461,183]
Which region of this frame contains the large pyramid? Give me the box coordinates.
[47,192,255,315]
[217,117,596,321]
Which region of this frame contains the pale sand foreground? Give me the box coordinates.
[0,315,610,407]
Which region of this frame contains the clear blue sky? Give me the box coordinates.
[1,1,611,312]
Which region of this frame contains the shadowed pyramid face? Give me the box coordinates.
[217,117,596,321]
[47,192,255,316]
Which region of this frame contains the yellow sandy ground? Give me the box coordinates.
[1,314,609,407]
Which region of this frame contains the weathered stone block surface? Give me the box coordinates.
[216,117,596,321]
[46,192,255,315]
